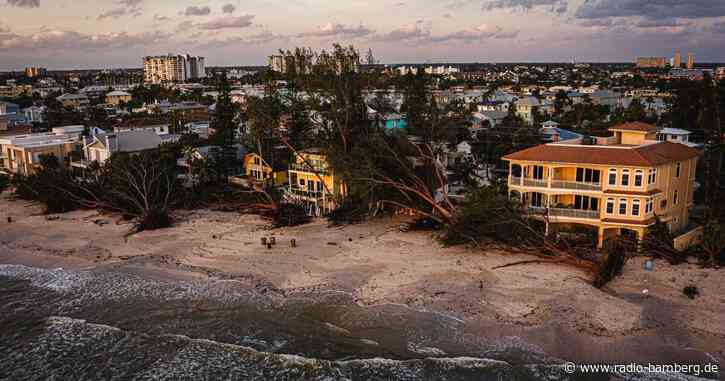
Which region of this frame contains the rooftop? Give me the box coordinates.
[608,122,658,133]
[503,141,700,167]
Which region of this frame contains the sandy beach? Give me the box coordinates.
[1,194,724,374]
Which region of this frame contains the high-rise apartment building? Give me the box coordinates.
[636,57,667,69]
[143,54,206,84]
[687,53,695,70]
[25,67,48,78]
[673,49,681,68]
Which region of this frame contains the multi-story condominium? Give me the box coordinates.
[186,55,206,79]
[636,57,667,69]
[25,67,47,78]
[503,122,700,248]
[0,126,84,175]
[144,55,186,83]
[143,54,205,84]
[287,148,346,216]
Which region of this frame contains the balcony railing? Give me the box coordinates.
[288,186,325,199]
[529,207,599,220]
[290,163,329,174]
[510,177,601,191]
[550,180,601,191]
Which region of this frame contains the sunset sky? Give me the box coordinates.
[1,0,725,70]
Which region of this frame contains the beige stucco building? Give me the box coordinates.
[0,126,84,175]
[503,122,700,247]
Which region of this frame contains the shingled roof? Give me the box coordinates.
[502,141,700,167]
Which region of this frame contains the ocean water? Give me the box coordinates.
[0,265,713,380]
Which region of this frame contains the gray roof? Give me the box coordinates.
[96,130,163,153]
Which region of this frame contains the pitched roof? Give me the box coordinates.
[502,141,700,167]
[608,122,658,133]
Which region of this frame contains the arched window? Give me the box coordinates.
[621,169,630,186]
[619,199,627,215]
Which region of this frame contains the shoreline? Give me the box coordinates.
[1,195,724,370]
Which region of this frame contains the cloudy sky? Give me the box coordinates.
[1,0,725,70]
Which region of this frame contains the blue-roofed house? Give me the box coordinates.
[540,121,582,143]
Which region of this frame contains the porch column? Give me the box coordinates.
[547,166,553,188]
[597,227,605,249]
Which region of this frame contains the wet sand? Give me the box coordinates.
[0,194,723,377]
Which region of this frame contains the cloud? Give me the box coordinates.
[482,0,567,13]
[198,30,288,48]
[184,5,211,16]
[197,15,255,29]
[297,22,374,38]
[1,29,171,51]
[118,0,142,6]
[176,20,195,32]
[153,14,171,21]
[712,21,725,34]
[430,24,518,42]
[374,21,431,42]
[5,0,39,8]
[98,0,143,20]
[575,0,725,21]
[634,18,686,28]
[222,3,235,14]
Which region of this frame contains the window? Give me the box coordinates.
[619,199,627,215]
[254,156,260,165]
[673,190,679,205]
[299,179,305,186]
[621,169,630,186]
[645,199,653,214]
[575,195,598,211]
[676,162,681,178]
[532,166,544,180]
[649,169,657,184]
[632,200,640,216]
[660,199,667,209]
[608,169,617,186]
[606,198,614,214]
[634,170,643,187]
[316,181,323,192]
[577,168,601,184]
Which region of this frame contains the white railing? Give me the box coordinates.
[528,207,599,220]
[523,178,548,187]
[509,177,601,191]
[550,180,601,191]
[290,163,329,174]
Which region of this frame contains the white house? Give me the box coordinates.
[80,130,163,164]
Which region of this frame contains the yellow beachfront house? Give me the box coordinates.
[503,122,700,248]
[287,148,346,216]
[243,152,287,186]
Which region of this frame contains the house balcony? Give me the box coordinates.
[510,177,602,191]
[289,163,329,175]
[287,186,326,200]
[528,206,600,220]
